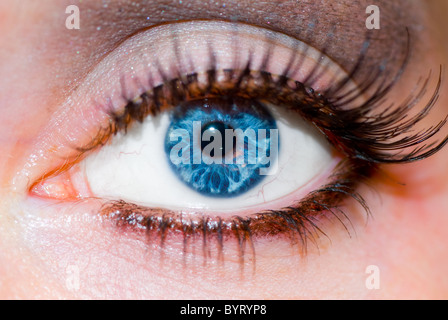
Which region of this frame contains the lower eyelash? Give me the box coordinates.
[101,159,373,264]
[73,27,446,264]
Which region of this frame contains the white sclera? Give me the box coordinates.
[82,104,334,212]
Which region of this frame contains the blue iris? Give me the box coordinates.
[164,97,278,197]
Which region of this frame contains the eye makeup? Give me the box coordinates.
[23,17,447,265]
[66,0,420,81]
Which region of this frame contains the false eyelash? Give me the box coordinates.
[81,29,447,166]
[80,26,446,265]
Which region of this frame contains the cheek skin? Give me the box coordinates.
[363,164,448,298]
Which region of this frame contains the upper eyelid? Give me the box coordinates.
[65,0,420,81]
[67,21,358,120]
[84,21,447,164]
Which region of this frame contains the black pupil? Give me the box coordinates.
[201,121,232,155]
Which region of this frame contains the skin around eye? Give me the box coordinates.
[26,16,447,248]
[2,0,448,300]
[23,19,378,266]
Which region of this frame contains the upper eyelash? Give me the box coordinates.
[74,26,446,264]
[82,28,447,165]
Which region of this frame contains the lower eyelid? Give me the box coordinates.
[97,158,371,249]
[27,149,368,259]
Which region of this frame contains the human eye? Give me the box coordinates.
[11,0,448,299]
